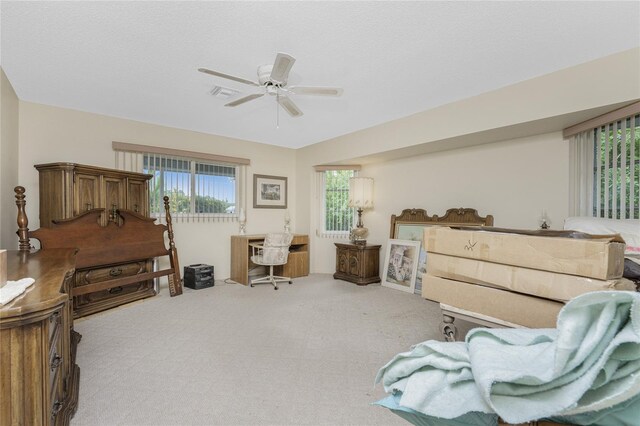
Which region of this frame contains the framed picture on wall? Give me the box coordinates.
[253,174,288,209]
[382,239,420,293]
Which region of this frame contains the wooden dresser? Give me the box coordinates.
[35,162,155,317]
[0,249,80,426]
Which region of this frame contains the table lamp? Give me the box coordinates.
[348,177,374,245]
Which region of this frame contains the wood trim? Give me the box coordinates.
[390,208,493,238]
[563,100,640,138]
[71,269,174,296]
[112,141,251,166]
[313,165,362,171]
[34,162,153,179]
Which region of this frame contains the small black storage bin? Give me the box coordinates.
[184,264,214,289]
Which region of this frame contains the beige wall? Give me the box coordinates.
[310,132,569,272]
[1,68,20,250]
[17,102,297,277]
[297,48,639,273]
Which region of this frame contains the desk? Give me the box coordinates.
[231,234,309,285]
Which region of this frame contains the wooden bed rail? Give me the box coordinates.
[15,186,183,297]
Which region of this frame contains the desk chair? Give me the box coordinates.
[249,233,294,290]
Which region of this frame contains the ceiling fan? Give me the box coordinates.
[198,52,343,118]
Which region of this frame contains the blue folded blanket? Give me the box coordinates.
[375,291,640,425]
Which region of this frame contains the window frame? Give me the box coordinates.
[566,102,639,220]
[144,154,240,219]
[317,168,359,237]
[591,114,639,219]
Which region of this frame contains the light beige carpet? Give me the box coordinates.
[72,274,467,425]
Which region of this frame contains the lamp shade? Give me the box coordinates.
[348,177,374,210]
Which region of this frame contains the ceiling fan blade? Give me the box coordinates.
[277,96,304,117]
[269,53,295,85]
[198,68,259,87]
[224,93,264,107]
[288,86,343,96]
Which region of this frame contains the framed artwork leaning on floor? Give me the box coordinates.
[382,239,420,293]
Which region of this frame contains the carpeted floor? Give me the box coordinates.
[71,274,465,425]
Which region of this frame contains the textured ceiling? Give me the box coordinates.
[2,1,639,149]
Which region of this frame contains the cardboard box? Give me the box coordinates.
[422,274,563,328]
[427,253,636,302]
[424,227,626,280]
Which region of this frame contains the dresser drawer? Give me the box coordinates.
[75,261,147,286]
[72,260,155,317]
[75,280,153,305]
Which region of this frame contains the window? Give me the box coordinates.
[592,114,639,219]
[567,103,639,220]
[316,168,358,237]
[143,154,238,217]
[113,142,249,222]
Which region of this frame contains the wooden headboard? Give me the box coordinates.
[14,186,183,297]
[390,207,494,238]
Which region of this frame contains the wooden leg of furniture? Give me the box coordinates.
[441,314,458,342]
[57,330,82,425]
[439,303,524,342]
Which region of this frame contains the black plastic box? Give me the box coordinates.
[184,264,214,290]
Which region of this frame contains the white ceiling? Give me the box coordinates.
[2,1,639,149]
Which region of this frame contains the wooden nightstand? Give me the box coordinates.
[333,243,381,285]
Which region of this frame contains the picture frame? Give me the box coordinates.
[253,174,288,209]
[394,224,430,293]
[382,239,421,293]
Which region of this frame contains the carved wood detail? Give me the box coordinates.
[14,186,183,302]
[390,207,494,238]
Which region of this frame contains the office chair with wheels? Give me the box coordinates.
[249,233,294,290]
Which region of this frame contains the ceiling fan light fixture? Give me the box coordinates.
[199,52,341,121]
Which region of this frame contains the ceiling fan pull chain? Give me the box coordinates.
[276,86,280,129]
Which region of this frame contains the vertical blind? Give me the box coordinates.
[324,170,355,233]
[568,110,639,219]
[315,168,359,238]
[592,114,639,219]
[114,143,248,223]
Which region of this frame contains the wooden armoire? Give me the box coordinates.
[35,162,156,317]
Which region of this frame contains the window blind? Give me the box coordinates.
[568,106,639,220]
[114,142,247,223]
[315,168,358,238]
